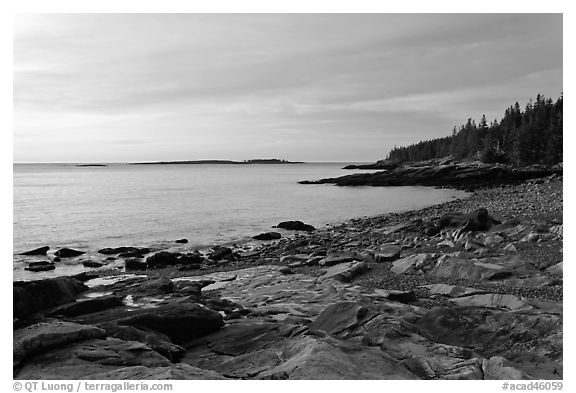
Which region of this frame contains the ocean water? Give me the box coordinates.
[13,163,467,280]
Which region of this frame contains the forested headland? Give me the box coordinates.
[387,94,563,166]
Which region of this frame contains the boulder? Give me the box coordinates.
[115,301,225,344]
[391,254,431,274]
[439,208,500,231]
[15,337,170,380]
[178,252,205,265]
[125,258,147,271]
[83,260,104,268]
[209,246,235,261]
[14,320,106,367]
[275,221,316,232]
[102,324,186,362]
[14,277,88,319]
[19,246,50,256]
[175,239,189,244]
[253,232,282,241]
[146,251,180,267]
[54,248,85,258]
[321,261,370,283]
[98,247,151,255]
[25,261,55,272]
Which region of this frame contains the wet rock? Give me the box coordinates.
[178,252,205,265]
[14,277,88,319]
[71,272,99,282]
[14,320,106,367]
[54,248,85,258]
[257,335,417,379]
[102,324,186,362]
[275,221,316,232]
[146,251,180,267]
[83,260,104,268]
[112,300,225,344]
[47,295,124,317]
[209,246,236,261]
[15,337,170,380]
[175,239,189,244]
[98,247,151,255]
[84,364,226,380]
[20,246,50,256]
[254,232,282,241]
[125,258,147,271]
[25,261,55,272]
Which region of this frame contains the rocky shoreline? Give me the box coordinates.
[300,157,562,191]
[13,176,562,380]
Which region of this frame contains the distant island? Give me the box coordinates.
[131,159,305,165]
[76,164,108,167]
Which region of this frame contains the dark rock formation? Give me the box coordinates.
[97,247,151,255]
[253,232,282,240]
[209,246,236,261]
[175,239,189,244]
[300,160,561,190]
[82,260,104,268]
[25,261,55,272]
[54,248,85,258]
[14,321,106,368]
[14,277,88,319]
[125,258,147,271]
[47,295,124,318]
[19,246,50,256]
[146,251,180,268]
[439,208,501,231]
[275,221,316,232]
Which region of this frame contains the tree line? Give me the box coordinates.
[387,94,563,166]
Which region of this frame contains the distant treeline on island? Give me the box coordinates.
[387,94,563,166]
[132,158,304,165]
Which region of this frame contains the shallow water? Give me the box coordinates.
[13,162,467,280]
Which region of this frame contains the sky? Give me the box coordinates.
[13,13,563,163]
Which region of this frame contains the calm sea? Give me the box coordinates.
[13,163,467,280]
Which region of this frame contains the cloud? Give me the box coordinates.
[13,14,563,162]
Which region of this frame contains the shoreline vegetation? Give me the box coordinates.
[13,93,563,380]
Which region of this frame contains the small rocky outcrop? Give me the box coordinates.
[54,248,85,258]
[97,247,151,255]
[300,159,561,190]
[25,261,55,272]
[275,221,316,232]
[439,208,501,231]
[253,232,282,241]
[14,277,88,319]
[175,239,189,244]
[20,246,50,256]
